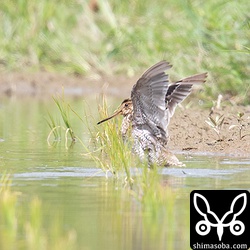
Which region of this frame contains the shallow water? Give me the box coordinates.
[0,97,250,250]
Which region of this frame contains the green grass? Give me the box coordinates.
[69,95,135,184]
[45,94,134,183]
[2,96,189,249]
[46,94,77,148]
[0,172,187,249]
[0,174,77,250]
[45,94,142,188]
[0,0,249,103]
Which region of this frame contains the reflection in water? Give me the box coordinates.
[0,97,249,249]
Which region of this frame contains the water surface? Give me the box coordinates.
[0,97,249,250]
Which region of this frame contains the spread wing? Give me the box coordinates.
[131,60,172,140]
[166,72,207,117]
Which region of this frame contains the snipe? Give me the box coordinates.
[98,61,207,167]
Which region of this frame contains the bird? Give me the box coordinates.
[98,60,207,167]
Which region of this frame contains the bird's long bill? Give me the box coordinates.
[97,108,122,125]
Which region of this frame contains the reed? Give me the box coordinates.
[47,94,77,148]
[93,96,134,184]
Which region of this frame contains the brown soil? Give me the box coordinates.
[0,71,134,97]
[0,71,250,157]
[169,106,250,157]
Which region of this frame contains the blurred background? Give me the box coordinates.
[1,2,250,250]
[0,0,249,103]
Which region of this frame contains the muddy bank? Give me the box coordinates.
[169,105,250,157]
[0,71,134,97]
[0,71,249,157]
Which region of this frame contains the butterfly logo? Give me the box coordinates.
[193,193,247,241]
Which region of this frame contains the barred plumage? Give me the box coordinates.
[98,61,207,167]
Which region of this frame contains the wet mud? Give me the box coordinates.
[0,72,249,157]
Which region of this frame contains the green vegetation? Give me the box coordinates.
[1,0,249,103]
[0,174,77,250]
[229,112,250,140]
[47,94,77,148]
[0,171,188,250]
[1,0,249,245]
[46,95,135,184]
[205,114,225,140]
[94,97,134,182]
[1,93,190,248]
[45,94,180,211]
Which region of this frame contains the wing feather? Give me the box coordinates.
[131,61,172,140]
[166,72,207,117]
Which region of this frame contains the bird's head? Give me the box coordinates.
[97,98,133,125]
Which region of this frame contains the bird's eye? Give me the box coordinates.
[125,103,128,107]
